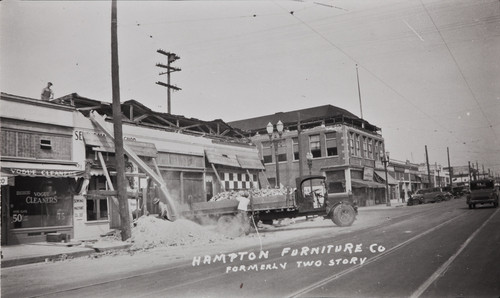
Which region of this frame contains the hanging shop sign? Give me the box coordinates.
[2,167,84,177]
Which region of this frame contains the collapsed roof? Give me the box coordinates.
[58,93,249,141]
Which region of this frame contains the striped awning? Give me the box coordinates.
[205,151,240,168]
[236,155,265,170]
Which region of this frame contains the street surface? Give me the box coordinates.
[2,198,499,298]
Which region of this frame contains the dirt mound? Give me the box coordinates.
[130,216,227,250]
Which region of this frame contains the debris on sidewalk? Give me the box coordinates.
[130,216,227,250]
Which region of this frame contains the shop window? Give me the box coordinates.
[309,134,321,158]
[86,198,109,221]
[87,176,109,221]
[292,137,299,160]
[325,132,338,156]
[40,139,52,150]
[9,177,73,229]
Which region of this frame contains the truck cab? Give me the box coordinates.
[467,179,499,209]
[294,175,357,226]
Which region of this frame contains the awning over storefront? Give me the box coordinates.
[236,155,265,170]
[375,170,398,185]
[351,179,386,189]
[1,161,85,177]
[83,133,158,158]
[205,151,241,168]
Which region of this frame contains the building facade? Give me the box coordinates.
[229,105,396,206]
[1,92,263,244]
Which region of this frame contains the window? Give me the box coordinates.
[374,141,380,160]
[368,138,373,159]
[349,133,355,156]
[379,144,384,161]
[277,153,287,162]
[362,137,368,158]
[87,176,109,221]
[355,134,361,156]
[40,139,52,150]
[9,177,73,229]
[262,141,272,164]
[292,137,300,160]
[325,132,338,156]
[309,134,321,158]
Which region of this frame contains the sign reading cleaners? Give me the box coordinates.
[10,177,73,229]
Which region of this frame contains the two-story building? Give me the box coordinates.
[229,105,396,206]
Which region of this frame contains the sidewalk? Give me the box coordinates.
[358,199,406,210]
[1,240,131,268]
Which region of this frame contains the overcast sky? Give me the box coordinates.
[1,0,499,175]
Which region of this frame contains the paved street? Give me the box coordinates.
[2,199,499,298]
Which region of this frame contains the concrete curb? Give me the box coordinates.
[1,248,95,268]
[1,242,132,268]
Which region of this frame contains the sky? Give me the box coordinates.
[1,0,499,176]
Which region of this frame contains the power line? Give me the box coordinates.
[419,0,498,138]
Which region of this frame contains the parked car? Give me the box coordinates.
[407,187,448,206]
[440,186,455,200]
[450,186,468,198]
[467,179,499,209]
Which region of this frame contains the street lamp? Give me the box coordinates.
[267,120,284,188]
[306,151,314,195]
[306,151,313,176]
[382,151,391,206]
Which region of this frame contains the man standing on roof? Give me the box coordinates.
[41,82,54,101]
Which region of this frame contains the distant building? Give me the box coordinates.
[229,105,396,206]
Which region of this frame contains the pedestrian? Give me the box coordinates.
[41,82,54,101]
[153,197,169,220]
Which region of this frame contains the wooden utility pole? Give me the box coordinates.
[425,145,431,187]
[111,0,131,241]
[356,64,364,121]
[156,49,181,114]
[468,161,472,183]
[297,112,303,177]
[447,147,452,187]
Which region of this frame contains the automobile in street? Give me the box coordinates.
[466,179,499,209]
[407,187,449,206]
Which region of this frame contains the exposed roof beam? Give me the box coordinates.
[153,115,178,127]
[133,114,149,122]
[77,105,105,111]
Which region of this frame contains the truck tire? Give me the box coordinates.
[330,204,356,227]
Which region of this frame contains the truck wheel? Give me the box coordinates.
[468,204,473,209]
[330,204,356,227]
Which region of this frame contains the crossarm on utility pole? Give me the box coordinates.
[89,111,178,221]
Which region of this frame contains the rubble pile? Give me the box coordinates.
[209,188,288,202]
[130,216,227,250]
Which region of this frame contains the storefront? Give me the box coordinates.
[1,162,84,244]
